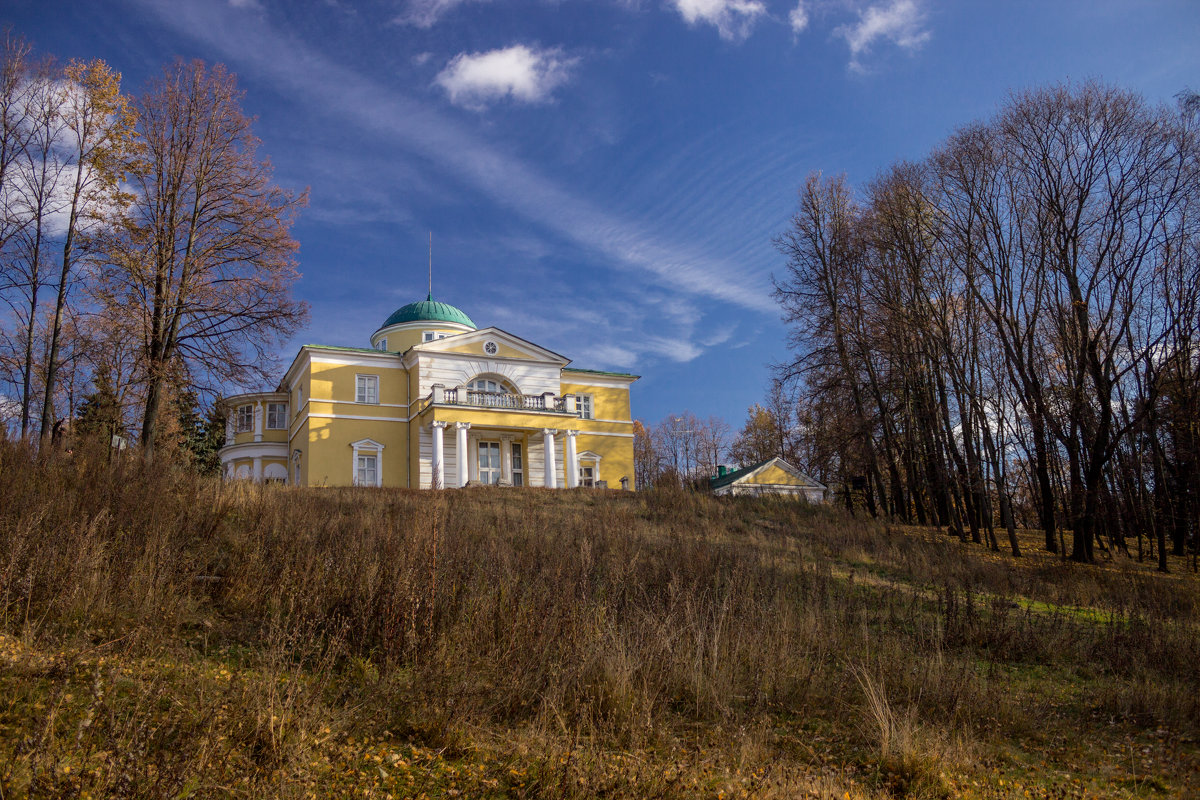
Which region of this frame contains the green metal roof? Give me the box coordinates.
[708,460,771,491]
[562,367,641,379]
[303,344,395,355]
[379,295,476,330]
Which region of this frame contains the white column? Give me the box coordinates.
[565,430,579,488]
[500,435,513,485]
[253,402,263,443]
[431,421,447,489]
[252,456,263,482]
[542,428,558,489]
[455,422,471,488]
[225,414,234,445]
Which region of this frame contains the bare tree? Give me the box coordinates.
[102,60,308,463]
[777,81,1200,566]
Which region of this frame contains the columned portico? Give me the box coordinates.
[455,421,471,487]
[564,430,579,488]
[542,428,558,488]
[431,421,448,489]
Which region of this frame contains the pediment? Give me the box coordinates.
[349,438,385,450]
[413,327,570,366]
[738,458,825,489]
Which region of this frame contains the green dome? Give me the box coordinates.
[379,296,476,330]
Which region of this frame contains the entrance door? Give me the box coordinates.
[478,441,501,484]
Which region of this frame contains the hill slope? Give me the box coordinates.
[1,443,1197,798]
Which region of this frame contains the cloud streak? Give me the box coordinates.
[130,0,775,319]
[392,0,488,29]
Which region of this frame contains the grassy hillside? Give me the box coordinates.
[1,442,1197,798]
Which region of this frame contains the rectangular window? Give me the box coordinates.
[478,441,501,485]
[266,403,288,429]
[376,338,387,351]
[235,404,254,432]
[356,374,379,404]
[577,394,594,419]
[423,331,435,342]
[580,466,595,487]
[356,454,378,486]
[511,443,523,487]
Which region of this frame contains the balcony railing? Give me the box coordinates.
[425,386,577,415]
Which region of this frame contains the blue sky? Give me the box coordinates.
[5,0,1199,427]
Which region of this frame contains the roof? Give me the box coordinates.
[302,344,393,355]
[561,367,641,379]
[709,459,771,491]
[379,295,476,330]
[708,457,827,492]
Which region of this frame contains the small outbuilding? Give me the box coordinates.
[708,457,827,503]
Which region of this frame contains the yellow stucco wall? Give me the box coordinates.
[309,360,408,406]
[560,381,631,421]
[440,339,538,360]
[744,463,807,486]
[573,433,634,488]
[382,327,465,353]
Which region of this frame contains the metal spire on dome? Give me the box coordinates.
[427,231,433,301]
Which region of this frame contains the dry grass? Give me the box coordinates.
[0,439,1197,798]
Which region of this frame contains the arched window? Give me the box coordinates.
[466,376,519,407]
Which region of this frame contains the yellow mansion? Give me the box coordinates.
[218,296,638,489]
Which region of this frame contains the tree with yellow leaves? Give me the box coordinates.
[38,58,136,449]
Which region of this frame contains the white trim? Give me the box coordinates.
[575,393,594,420]
[266,402,289,430]
[313,398,411,409]
[355,373,380,404]
[592,418,632,425]
[350,438,385,487]
[219,442,289,460]
[413,327,570,365]
[303,412,413,423]
[560,371,638,388]
[309,353,406,369]
[371,320,474,349]
[572,430,634,439]
[293,412,635,434]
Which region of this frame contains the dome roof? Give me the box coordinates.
[379,295,476,330]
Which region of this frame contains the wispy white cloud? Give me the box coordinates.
[393,0,487,29]
[129,0,774,372]
[669,0,766,41]
[435,45,577,110]
[836,0,930,72]
[788,1,808,34]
